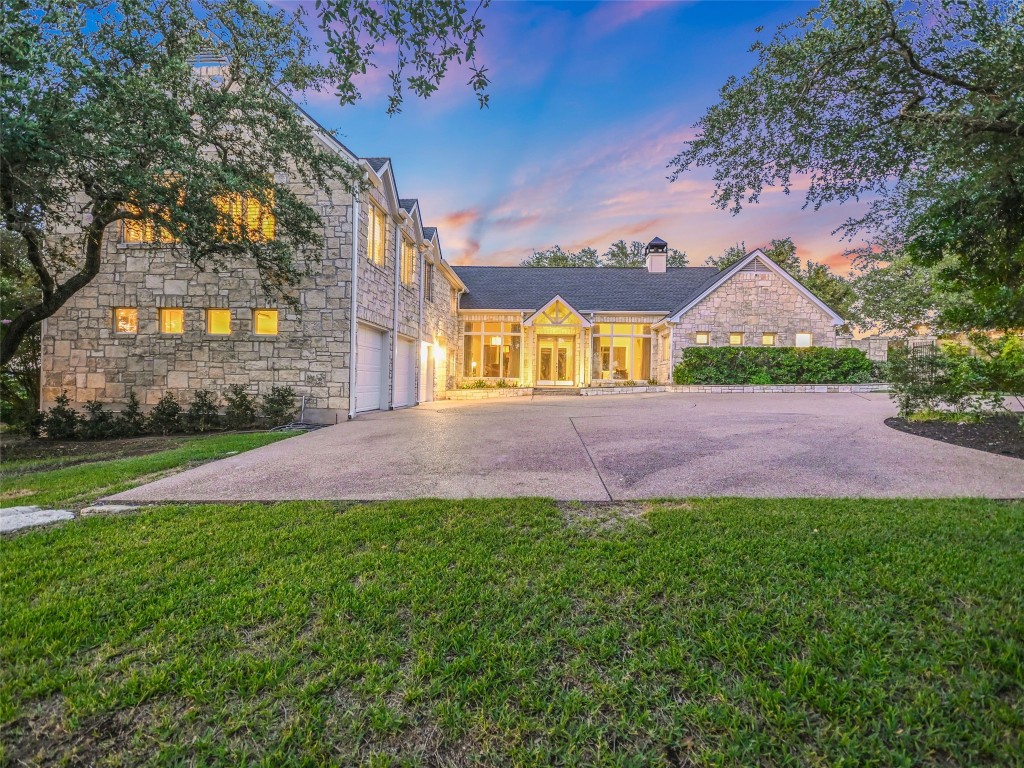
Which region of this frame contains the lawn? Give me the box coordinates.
[0,431,297,509]
[2,497,1021,766]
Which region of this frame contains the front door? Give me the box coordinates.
[537,336,575,386]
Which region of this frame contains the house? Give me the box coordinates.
[39,114,848,421]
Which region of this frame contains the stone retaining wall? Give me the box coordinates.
[444,388,534,400]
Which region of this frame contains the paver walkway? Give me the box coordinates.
[109,393,1024,501]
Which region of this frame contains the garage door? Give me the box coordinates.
[394,337,415,408]
[356,324,385,412]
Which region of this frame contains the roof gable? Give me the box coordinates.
[523,295,592,328]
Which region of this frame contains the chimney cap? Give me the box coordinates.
[645,236,668,254]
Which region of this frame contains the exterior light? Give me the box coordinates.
[489,336,502,345]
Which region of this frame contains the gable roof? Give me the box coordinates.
[453,266,721,312]
[399,198,418,214]
[523,295,592,327]
[666,249,846,324]
[422,226,437,240]
[363,157,390,172]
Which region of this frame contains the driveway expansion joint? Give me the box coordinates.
[569,416,613,502]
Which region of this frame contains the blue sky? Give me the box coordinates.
[300,0,863,272]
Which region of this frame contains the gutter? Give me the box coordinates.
[417,247,424,404]
[347,195,361,420]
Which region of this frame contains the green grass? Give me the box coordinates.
[0,432,297,508]
[2,498,1022,766]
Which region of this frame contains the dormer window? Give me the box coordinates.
[368,204,387,267]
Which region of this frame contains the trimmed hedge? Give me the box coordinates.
[673,346,874,385]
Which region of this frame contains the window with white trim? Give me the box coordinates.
[592,323,652,381]
[795,332,812,348]
[695,332,710,346]
[368,204,387,267]
[729,332,744,346]
[424,262,434,301]
[762,333,777,346]
[401,237,415,285]
[463,321,521,379]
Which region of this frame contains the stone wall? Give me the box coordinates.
[422,263,462,395]
[671,268,839,367]
[41,174,356,424]
[836,335,891,362]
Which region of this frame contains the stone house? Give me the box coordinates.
[40,116,850,421]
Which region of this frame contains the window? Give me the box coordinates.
[123,203,178,244]
[253,309,279,335]
[592,323,652,382]
[762,333,777,346]
[160,308,184,334]
[207,309,231,335]
[424,262,434,301]
[729,332,744,346]
[114,308,138,334]
[795,332,813,348]
[463,321,522,379]
[368,204,387,266]
[214,192,276,242]
[401,238,415,285]
[695,332,710,346]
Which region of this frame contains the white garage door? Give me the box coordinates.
[356,324,385,412]
[394,337,416,408]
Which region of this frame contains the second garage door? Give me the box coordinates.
[394,337,415,408]
[356,324,385,412]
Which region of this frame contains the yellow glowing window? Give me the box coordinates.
[762,333,777,346]
[123,203,178,244]
[729,332,744,346]
[401,238,415,284]
[795,332,813,348]
[253,309,278,335]
[160,308,184,334]
[214,191,275,241]
[114,308,138,334]
[207,309,231,335]
[368,204,387,266]
[695,332,710,345]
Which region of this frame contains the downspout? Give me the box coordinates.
[347,196,361,420]
[417,248,424,403]
[391,219,400,409]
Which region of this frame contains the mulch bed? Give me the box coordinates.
[0,434,194,466]
[886,414,1024,460]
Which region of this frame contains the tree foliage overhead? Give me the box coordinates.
[0,0,491,368]
[521,241,687,268]
[520,245,601,268]
[602,240,688,268]
[670,0,1024,329]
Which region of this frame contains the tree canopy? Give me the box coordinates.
[670,0,1024,330]
[0,0,491,367]
[521,241,687,268]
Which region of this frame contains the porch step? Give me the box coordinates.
[532,387,581,396]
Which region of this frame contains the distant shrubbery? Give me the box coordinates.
[459,379,518,389]
[39,386,298,440]
[673,346,875,385]
[888,334,1024,424]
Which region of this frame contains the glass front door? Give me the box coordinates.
[537,336,575,385]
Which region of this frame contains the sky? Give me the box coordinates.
[299,0,865,273]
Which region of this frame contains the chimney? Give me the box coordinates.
[645,236,668,273]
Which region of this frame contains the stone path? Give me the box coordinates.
[1,506,75,533]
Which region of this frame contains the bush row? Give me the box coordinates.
[40,385,298,440]
[673,346,876,385]
[888,334,1024,422]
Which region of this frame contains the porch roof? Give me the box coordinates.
[452,266,721,313]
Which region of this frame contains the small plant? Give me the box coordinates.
[623,379,637,387]
[112,390,147,438]
[647,377,658,386]
[42,391,80,440]
[749,372,773,385]
[460,379,492,389]
[224,384,258,430]
[148,392,183,435]
[185,389,221,433]
[260,386,297,426]
[80,400,115,440]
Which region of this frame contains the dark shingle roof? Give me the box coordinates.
[399,198,418,213]
[363,157,389,172]
[453,266,722,313]
[422,226,437,240]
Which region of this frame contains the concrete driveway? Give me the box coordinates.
[111,393,1024,501]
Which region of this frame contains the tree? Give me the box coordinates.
[520,245,600,267]
[0,0,491,367]
[670,0,1024,329]
[601,240,646,267]
[667,248,689,267]
[801,261,855,321]
[704,237,800,274]
[849,258,938,336]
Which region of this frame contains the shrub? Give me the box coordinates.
[260,386,297,426]
[185,389,221,433]
[80,400,115,440]
[673,346,873,385]
[112,390,147,438]
[42,391,80,439]
[224,384,258,430]
[148,392,183,435]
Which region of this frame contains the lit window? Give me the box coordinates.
[123,203,177,244]
[729,332,744,346]
[401,238,415,285]
[114,308,138,334]
[214,191,276,241]
[253,309,279,335]
[368,204,387,266]
[592,323,653,382]
[463,321,522,379]
[795,332,812,348]
[424,262,434,301]
[207,309,231,335]
[762,333,777,346]
[695,332,710,346]
[160,308,184,334]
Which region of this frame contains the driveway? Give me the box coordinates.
[110,393,1024,501]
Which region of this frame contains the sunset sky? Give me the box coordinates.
[300,0,866,272]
